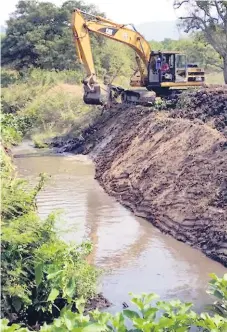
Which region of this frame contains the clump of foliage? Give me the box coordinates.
[1,69,97,144]
[1,69,20,87]
[1,210,97,325]
[2,283,227,331]
[174,0,227,83]
[23,85,92,133]
[207,273,227,318]
[1,126,99,326]
[1,113,34,146]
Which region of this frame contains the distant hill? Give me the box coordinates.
[135,21,185,41]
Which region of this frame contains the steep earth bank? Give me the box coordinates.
[51,88,227,266]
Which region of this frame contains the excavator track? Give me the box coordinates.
[107,86,183,107]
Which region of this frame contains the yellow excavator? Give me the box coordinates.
[72,9,205,106]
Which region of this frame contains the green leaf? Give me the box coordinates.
[81,323,107,331]
[65,277,76,298]
[35,262,43,287]
[76,297,86,314]
[123,309,140,320]
[47,270,63,280]
[157,317,173,328]
[47,288,59,302]
[213,290,224,300]
[64,315,73,330]
[144,307,158,320]
[142,293,159,305]
[176,327,188,332]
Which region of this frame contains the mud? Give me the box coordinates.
[51,88,227,266]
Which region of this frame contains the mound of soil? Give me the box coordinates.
[53,88,227,266]
[173,87,227,135]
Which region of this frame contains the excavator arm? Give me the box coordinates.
[71,9,152,105]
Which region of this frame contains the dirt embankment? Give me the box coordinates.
[52,88,227,266]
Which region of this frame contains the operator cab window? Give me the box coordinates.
[175,54,187,82]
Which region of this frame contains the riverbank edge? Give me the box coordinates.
[47,135,227,268]
[4,147,112,327]
[48,91,227,267]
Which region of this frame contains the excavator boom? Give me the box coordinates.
[72,9,205,106]
[72,9,152,105]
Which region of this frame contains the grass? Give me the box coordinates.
[205,71,224,84]
[1,69,98,146]
[2,68,225,149]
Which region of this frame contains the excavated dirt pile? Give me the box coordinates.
[53,87,227,266]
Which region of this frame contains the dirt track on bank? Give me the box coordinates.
[52,87,227,266]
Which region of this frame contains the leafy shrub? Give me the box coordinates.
[1,69,93,141]
[1,159,45,221]
[1,114,34,145]
[207,273,227,318]
[2,289,227,331]
[1,82,50,114]
[20,69,83,86]
[1,69,20,87]
[1,147,98,325]
[23,87,91,133]
[1,212,97,324]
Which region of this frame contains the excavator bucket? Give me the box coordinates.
[83,83,103,105]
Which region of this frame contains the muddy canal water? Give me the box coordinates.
[13,142,226,314]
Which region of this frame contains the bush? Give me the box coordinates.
[1,69,94,142]
[19,69,83,86]
[1,212,98,325]
[1,113,34,145]
[1,145,98,326]
[1,285,227,331]
[23,86,91,133]
[207,273,227,318]
[1,69,20,87]
[1,83,49,114]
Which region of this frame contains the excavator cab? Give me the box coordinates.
[147,51,205,95]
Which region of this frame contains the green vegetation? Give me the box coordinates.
[174,1,227,83]
[1,275,227,331]
[1,1,224,148]
[1,0,224,82]
[149,35,223,76]
[0,0,133,77]
[1,68,100,146]
[1,123,99,326]
[1,115,227,331]
[1,1,227,330]
[207,273,227,318]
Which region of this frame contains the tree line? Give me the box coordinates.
[1,0,227,83]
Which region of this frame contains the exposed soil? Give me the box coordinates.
[51,87,227,266]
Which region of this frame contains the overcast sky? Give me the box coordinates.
[0,0,180,26]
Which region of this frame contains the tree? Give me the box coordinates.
[149,35,222,71]
[174,0,227,83]
[1,0,105,70]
